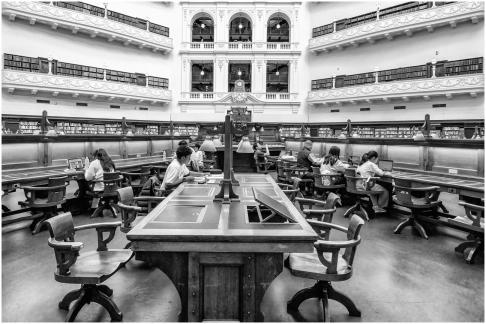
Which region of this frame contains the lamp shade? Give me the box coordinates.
[236,136,254,153]
[212,135,223,147]
[200,136,217,152]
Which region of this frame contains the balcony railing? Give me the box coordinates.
[309,2,483,54]
[180,42,300,53]
[180,92,298,104]
[2,1,173,53]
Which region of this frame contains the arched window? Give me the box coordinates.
[192,16,214,42]
[267,15,289,42]
[229,16,252,42]
[191,62,213,92]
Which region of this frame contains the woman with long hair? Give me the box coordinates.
[85,148,116,192]
[320,146,349,174]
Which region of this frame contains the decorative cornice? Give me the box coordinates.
[307,74,484,104]
[309,2,484,53]
[2,2,173,53]
[2,70,172,104]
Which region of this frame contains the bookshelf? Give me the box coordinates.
[172,125,199,136]
[147,76,169,89]
[3,54,41,73]
[379,2,431,20]
[438,57,483,77]
[53,2,104,17]
[340,72,375,87]
[18,121,41,135]
[378,64,429,82]
[312,23,334,38]
[106,69,142,86]
[107,10,147,30]
[280,126,302,138]
[56,61,104,80]
[311,78,333,90]
[317,127,334,138]
[149,22,170,37]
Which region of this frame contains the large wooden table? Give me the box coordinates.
[2,156,171,191]
[127,174,316,322]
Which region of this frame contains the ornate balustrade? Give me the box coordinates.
[2,1,173,53]
[180,42,300,54]
[309,2,484,54]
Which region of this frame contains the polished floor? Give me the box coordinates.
[2,184,484,322]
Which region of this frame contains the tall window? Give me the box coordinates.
[192,63,213,92]
[229,63,251,92]
[192,16,214,42]
[266,62,288,92]
[229,16,252,42]
[267,16,289,42]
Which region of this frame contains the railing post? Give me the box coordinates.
[431,59,437,78]
[374,66,379,83]
[103,2,108,18]
[103,68,107,81]
[376,6,380,20]
[332,74,336,89]
[333,21,336,32]
[47,57,53,75]
[432,1,436,8]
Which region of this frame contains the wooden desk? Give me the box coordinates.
[385,170,484,199]
[2,156,171,191]
[127,174,316,322]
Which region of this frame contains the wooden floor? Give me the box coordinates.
[2,178,484,322]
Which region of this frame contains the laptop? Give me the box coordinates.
[67,158,84,170]
[378,159,394,172]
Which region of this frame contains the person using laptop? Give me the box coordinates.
[160,145,204,194]
[320,146,349,175]
[356,150,392,214]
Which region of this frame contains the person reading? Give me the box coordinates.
[356,150,391,214]
[84,148,116,208]
[160,145,204,194]
[320,146,349,175]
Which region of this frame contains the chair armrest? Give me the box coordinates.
[75,222,121,252]
[20,184,69,191]
[277,183,293,189]
[314,238,361,251]
[48,237,83,276]
[307,219,348,233]
[295,197,327,206]
[134,196,166,202]
[302,208,336,215]
[117,202,142,213]
[458,201,484,212]
[395,185,439,192]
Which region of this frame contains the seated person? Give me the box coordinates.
[356,150,391,214]
[296,140,319,194]
[190,142,204,172]
[85,148,116,208]
[253,143,269,164]
[320,146,349,174]
[160,146,203,193]
[139,167,161,197]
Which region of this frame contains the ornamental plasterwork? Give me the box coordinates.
[2,2,173,53]
[309,2,484,53]
[3,70,172,103]
[179,92,300,106]
[307,74,484,104]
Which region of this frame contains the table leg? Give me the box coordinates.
[135,251,189,322]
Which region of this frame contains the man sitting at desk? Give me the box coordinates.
[160,146,203,193]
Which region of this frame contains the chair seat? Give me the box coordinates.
[348,189,381,196]
[392,196,440,209]
[289,250,351,281]
[19,198,66,208]
[315,184,345,190]
[55,249,133,285]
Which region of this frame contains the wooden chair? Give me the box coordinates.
[343,168,382,221]
[121,166,151,196]
[295,193,341,240]
[86,172,123,218]
[254,156,272,174]
[276,160,287,183]
[312,166,345,199]
[392,178,445,239]
[287,215,365,322]
[18,176,69,234]
[44,212,133,322]
[448,202,484,263]
[117,186,166,233]
[278,180,303,203]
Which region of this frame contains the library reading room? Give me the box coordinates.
[1,0,484,322]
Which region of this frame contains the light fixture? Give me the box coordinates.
[200,69,205,76]
[238,22,243,29]
[237,69,242,76]
[236,136,254,153]
[201,23,205,29]
[275,69,280,76]
[200,135,217,152]
[251,126,256,132]
[213,125,218,131]
[260,126,264,132]
[276,22,281,29]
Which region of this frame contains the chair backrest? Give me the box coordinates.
[342,214,365,266]
[276,160,285,178]
[44,212,75,242]
[47,176,68,203]
[394,178,413,204]
[344,168,358,191]
[117,187,135,205]
[324,192,342,209]
[103,172,121,195]
[461,202,484,228]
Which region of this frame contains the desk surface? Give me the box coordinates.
[389,170,484,193]
[2,156,170,187]
[127,174,317,252]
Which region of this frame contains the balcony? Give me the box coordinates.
[3,70,172,105]
[2,1,173,53]
[309,2,484,54]
[180,42,300,54]
[179,91,299,109]
[307,74,484,105]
